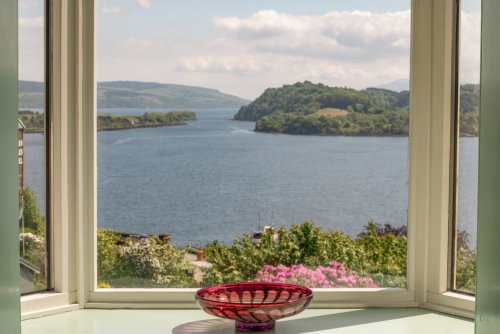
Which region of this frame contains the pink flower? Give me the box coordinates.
[254,261,378,288]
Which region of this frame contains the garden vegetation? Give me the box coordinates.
[97,221,476,292]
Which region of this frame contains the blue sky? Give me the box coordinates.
[20,0,481,99]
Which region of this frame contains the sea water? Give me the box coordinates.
[24,108,478,246]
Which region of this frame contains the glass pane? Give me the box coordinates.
[97,1,411,289]
[454,0,481,294]
[18,0,48,293]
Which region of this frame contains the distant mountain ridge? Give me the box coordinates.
[372,79,409,92]
[18,80,250,109]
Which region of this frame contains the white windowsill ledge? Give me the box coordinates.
[22,308,473,334]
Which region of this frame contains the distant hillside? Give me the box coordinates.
[373,79,409,92]
[18,80,250,109]
[19,81,45,108]
[235,81,410,122]
[240,81,479,136]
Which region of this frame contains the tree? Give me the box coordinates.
[20,187,45,235]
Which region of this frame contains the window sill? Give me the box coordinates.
[21,292,78,320]
[87,288,416,309]
[21,308,473,334]
[423,291,475,319]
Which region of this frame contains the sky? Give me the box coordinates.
[19,0,481,100]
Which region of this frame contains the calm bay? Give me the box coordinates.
[24,108,478,246]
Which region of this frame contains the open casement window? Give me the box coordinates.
[449,0,480,296]
[20,0,476,320]
[18,0,51,295]
[96,1,411,291]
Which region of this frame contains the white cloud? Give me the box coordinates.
[19,17,43,29]
[214,10,411,61]
[214,10,308,39]
[460,11,481,84]
[206,9,413,95]
[97,8,479,98]
[98,9,415,98]
[136,0,152,9]
[102,5,123,15]
[175,56,271,75]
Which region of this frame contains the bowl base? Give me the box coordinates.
[235,320,276,332]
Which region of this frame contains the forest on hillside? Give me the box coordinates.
[235,81,479,136]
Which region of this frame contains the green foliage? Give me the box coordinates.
[97,229,121,285]
[20,187,45,236]
[19,187,47,289]
[96,230,196,288]
[21,110,197,132]
[18,111,44,132]
[459,84,480,136]
[95,223,475,291]
[97,110,196,130]
[241,81,411,136]
[19,232,46,289]
[256,109,409,136]
[460,84,480,114]
[239,81,480,136]
[355,221,407,287]
[455,230,476,294]
[455,246,476,294]
[235,81,397,121]
[364,88,410,110]
[202,220,407,288]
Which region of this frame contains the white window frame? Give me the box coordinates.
[21,0,476,320]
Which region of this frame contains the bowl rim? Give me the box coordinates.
[195,282,314,307]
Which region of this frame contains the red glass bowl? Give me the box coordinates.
[195,282,313,332]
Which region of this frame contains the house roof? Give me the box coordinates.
[18,119,26,130]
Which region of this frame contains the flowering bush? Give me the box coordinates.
[254,262,378,288]
[113,237,196,287]
[19,232,45,264]
[203,221,407,287]
[19,232,46,289]
[95,222,475,291]
[96,230,197,288]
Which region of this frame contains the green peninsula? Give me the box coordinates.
[236,81,479,136]
[19,110,196,132]
[97,111,196,131]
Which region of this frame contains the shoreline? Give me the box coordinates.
[98,122,187,132]
[24,122,189,134]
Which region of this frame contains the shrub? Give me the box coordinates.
[455,230,476,293]
[97,229,120,284]
[98,234,196,288]
[255,262,378,288]
[202,221,407,287]
[96,222,475,291]
[19,232,45,265]
[355,221,407,287]
[20,187,45,236]
[19,232,46,289]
